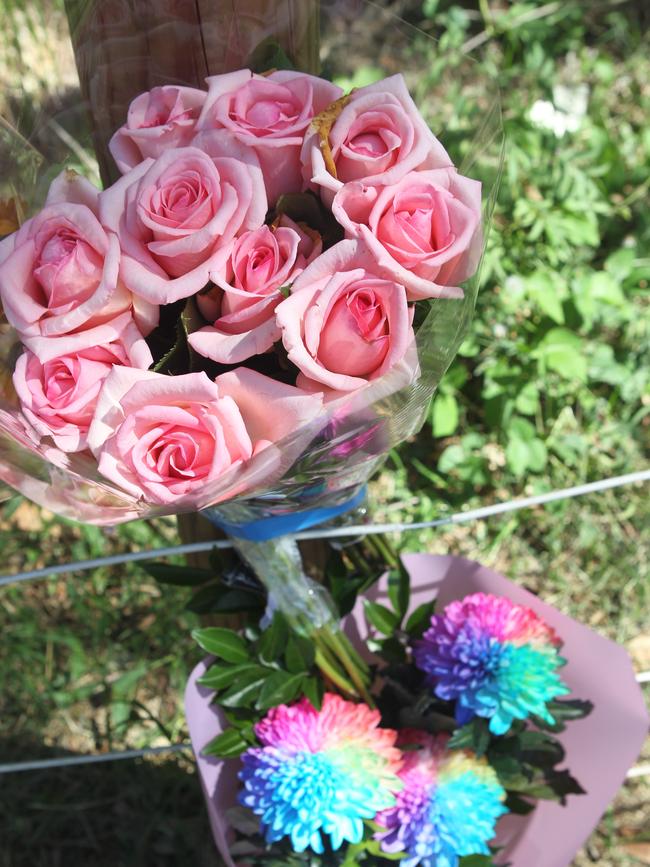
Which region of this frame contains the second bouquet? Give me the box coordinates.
[185,552,605,867]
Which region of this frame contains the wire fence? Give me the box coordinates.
[2,469,649,587]
[1,467,648,778]
[1,670,648,776]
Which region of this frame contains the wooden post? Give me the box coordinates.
[64,0,319,184]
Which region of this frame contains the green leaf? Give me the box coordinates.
[363,839,409,860]
[432,392,460,437]
[489,753,529,789]
[548,698,594,723]
[505,437,530,478]
[587,344,629,386]
[284,634,316,674]
[364,600,399,635]
[257,612,289,665]
[198,663,265,692]
[508,417,536,441]
[512,768,586,803]
[543,768,587,800]
[506,791,536,815]
[255,671,305,711]
[301,676,323,710]
[387,563,411,622]
[404,600,435,638]
[530,697,593,732]
[459,856,499,867]
[141,562,213,586]
[448,718,491,757]
[525,270,566,324]
[604,248,635,281]
[423,0,441,18]
[223,706,256,729]
[533,328,587,382]
[186,583,264,616]
[220,668,272,708]
[185,583,224,615]
[458,855,494,867]
[379,635,408,664]
[527,438,548,472]
[515,383,540,416]
[192,627,250,663]
[202,727,251,758]
[518,730,565,767]
[211,589,265,615]
[225,806,263,836]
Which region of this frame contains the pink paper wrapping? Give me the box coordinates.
[184,554,649,867]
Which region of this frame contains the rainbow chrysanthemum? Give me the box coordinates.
[238,693,403,854]
[414,592,570,735]
[377,731,507,867]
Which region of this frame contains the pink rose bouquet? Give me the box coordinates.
[0,61,489,524]
[0,62,482,522]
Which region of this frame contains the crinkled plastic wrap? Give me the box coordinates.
[0,0,504,527]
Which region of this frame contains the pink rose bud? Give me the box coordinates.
[332,167,482,300]
[109,85,207,173]
[275,239,413,393]
[189,216,322,364]
[0,171,158,339]
[12,312,152,452]
[196,69,342,205]
[86,367,323,507]
[99,143,267,305]
[301,74,452,207]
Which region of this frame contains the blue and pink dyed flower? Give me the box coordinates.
[238,693,402,854]
[414,592,570,734]
[377,731,507,867]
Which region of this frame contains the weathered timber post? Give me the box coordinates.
[64,0,320,184]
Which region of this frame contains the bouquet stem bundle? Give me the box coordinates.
[232,534,374,704]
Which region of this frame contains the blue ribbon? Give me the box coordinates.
[205,486,367,542]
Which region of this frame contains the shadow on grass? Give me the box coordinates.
[0,736,220,867]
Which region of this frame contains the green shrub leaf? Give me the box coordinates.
[192,628,250,663]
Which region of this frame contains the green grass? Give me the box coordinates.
[0,742,218,867]
[0,0,648,865]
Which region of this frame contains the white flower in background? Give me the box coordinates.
[529,84,589,137]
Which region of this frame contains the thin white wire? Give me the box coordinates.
[0,470,647,777]
[1,469,648,587]
[0,743,190,774]
[0,672,647,776]
[1,742,648,778]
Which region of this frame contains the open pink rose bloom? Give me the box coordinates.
[0,2,503,525]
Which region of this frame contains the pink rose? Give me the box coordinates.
[301,74,452,207]
[275,239,413,393]
[189,216,322,364]
[196,69,342,205]
[109,85,207,173]
[100,145,267,305]
[87,367,323,507]
[12,312,152,452]
[0,171,158,339]
[332,168,482,300]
